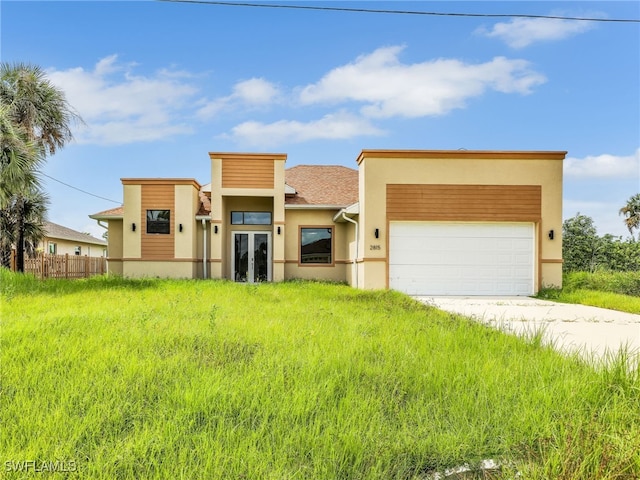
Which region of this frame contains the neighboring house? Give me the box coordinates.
[40,221,107,257]
[90,149,566,296]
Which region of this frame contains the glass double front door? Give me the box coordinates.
[232,232,272,283]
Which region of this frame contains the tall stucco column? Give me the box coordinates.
[209,156,223,279]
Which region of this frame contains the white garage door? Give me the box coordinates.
[389,222,534,296]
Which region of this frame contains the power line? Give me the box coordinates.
[157,0,640,23]
[40,172,121,204]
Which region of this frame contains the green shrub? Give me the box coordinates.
[564,271,640,297]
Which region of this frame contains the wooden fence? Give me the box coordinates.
[10,250,107,279]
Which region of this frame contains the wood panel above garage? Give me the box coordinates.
[386,184,541,222]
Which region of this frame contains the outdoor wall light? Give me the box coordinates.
[179,224,183,232]
[548,230,554,240]
[374,228,379,239]
[277,226,281,235]
[132,223,136,232]
[214,225,218,234]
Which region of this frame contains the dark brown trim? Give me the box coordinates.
[122,178,201,188]
[209,152,287,161]
[358,149,567,164]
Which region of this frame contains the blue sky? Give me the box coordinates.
[2,1,639,239]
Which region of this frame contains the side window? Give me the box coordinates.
[48,243,57,254]
[74,246,81,256]
[300,227,333,265]
[147,210,170,234]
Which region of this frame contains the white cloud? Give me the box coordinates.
[298,46,545,118]
[564,149,640,178]
[478,16,596,49]
[51,47,547,147]
[47,56,199,145]
[233,78,280,105]
[227,111,384,146]
[563,199,633,238]
[197,77,281,120]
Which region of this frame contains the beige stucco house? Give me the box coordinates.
[40,221,107,257]
[90,149,566,295]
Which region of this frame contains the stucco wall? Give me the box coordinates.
[42,237,106,257]
[357,151,565,291]
[123,260,199,279]
[175,184,201,259]
[107,219,124,276]
[209,153,287,282]
[123,184,142,259]
[283,208,351,283]
[107,220,123,259]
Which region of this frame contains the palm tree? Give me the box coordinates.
[0,105,41,200]
[619,193,640,238]
[0,62,78,154]
[0,106,45,269]
[0,62,79,271]
[0,189,48,270]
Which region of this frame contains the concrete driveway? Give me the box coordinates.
[415,296,640,361]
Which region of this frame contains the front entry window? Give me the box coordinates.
[300,227,333,265]
[234,233,249,282]
[253,233,269,282]
[233,232,271,283]
[231,211,272,225]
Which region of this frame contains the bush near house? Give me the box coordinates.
[537,271,640,314]
[1,271,638,480]
[563,213,640,272]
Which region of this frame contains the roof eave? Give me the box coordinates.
[89,214,123,221]
[333,202,360,222]
[285,204,352,210]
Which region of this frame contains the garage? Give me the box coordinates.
[389,222,535,296]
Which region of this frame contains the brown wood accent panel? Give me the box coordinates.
[387,184,541,221]
[222,158,274,189]
[141,184,174,259]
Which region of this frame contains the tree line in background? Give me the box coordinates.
[0,63,79,271]
[563,197,640,273]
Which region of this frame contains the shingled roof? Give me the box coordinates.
[90,166,359,219]
[197,188,212,216]
[285,165,358,206]
[45,221,107,246]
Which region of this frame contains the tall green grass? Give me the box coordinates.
[563,271,640,296]
[537,271,640,313]
[1,271,638,479]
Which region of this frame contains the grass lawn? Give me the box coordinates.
[1,271,638,479]
[537,272,640,314]
[536,271,640,314]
